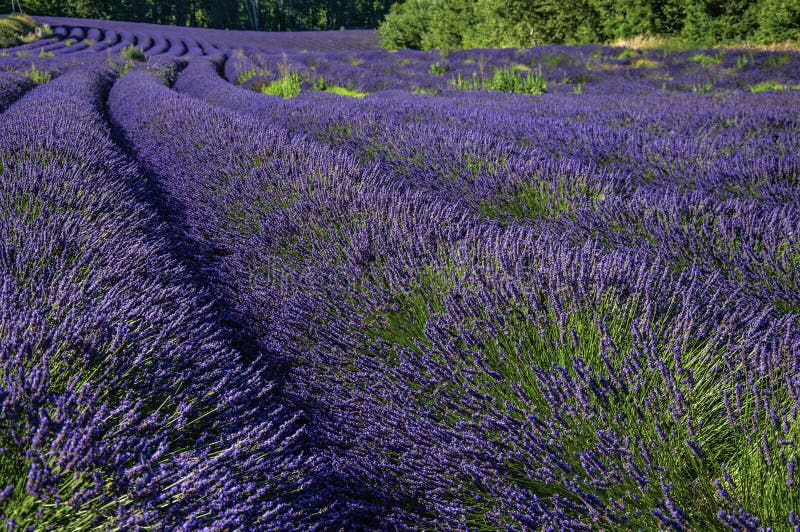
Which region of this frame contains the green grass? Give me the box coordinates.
[38,47,54,57]
[749,80,800,92]
[542,53,567,66]
[322,85,369,98]
[734,53,751,69]
[428,62,448,75]
[312,76,369,98]
[628,57,660,68]
[764,52,791,67]
[691,51,725,67]
[479,180,603,221]
[261,71,302,98]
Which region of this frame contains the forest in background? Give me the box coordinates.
[377,0,800,50]
[8,1,800,51]
[11,0,394,31]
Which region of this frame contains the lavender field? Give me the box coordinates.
[1,15,799,530]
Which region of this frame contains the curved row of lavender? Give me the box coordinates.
[2,15,799,530]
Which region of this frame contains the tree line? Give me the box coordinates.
[377,0,800,50]
[14,0,395,31]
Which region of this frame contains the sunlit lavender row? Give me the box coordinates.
[1,15,799,530]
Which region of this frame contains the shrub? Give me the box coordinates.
[119,44,146,62]
[377,0,431,51]
[0,14,39,48]
[24,64,51,84]
[261,71,301,98]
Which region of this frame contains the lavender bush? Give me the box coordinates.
[0,14,798,530]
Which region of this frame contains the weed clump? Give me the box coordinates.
[120,44,146,62]
[25,64,50,84]
[451,64,547,94]
[262,71,301,98]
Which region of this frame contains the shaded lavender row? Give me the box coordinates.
[110,68,800,529]
[109,70,407,527]
[0,70,34,112]
[0,66,313,528]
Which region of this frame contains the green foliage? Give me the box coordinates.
[749,80,800,92]
[451,64,547,94]
[119,44,146,62]
[690,50,724,66]
[692,80,714,93]
[118,62,135,77]
[542,53,566,66]
[261,71,302,98]
[377,0,800,50]
[377,0,432,50]
[428,62,449,75]
[628,57,659,68]
[764,52,791,67]
[19,0,395,31]
[734,53,751,69]
[24,64,50,84]
[38,47,54,57]
[754,0,800,42]
[0,13,46,48]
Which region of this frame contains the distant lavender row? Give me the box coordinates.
[36,16,380,53]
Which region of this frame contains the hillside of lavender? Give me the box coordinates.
[1,15,799,530]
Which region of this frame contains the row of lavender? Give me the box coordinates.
[1,18,799,529]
